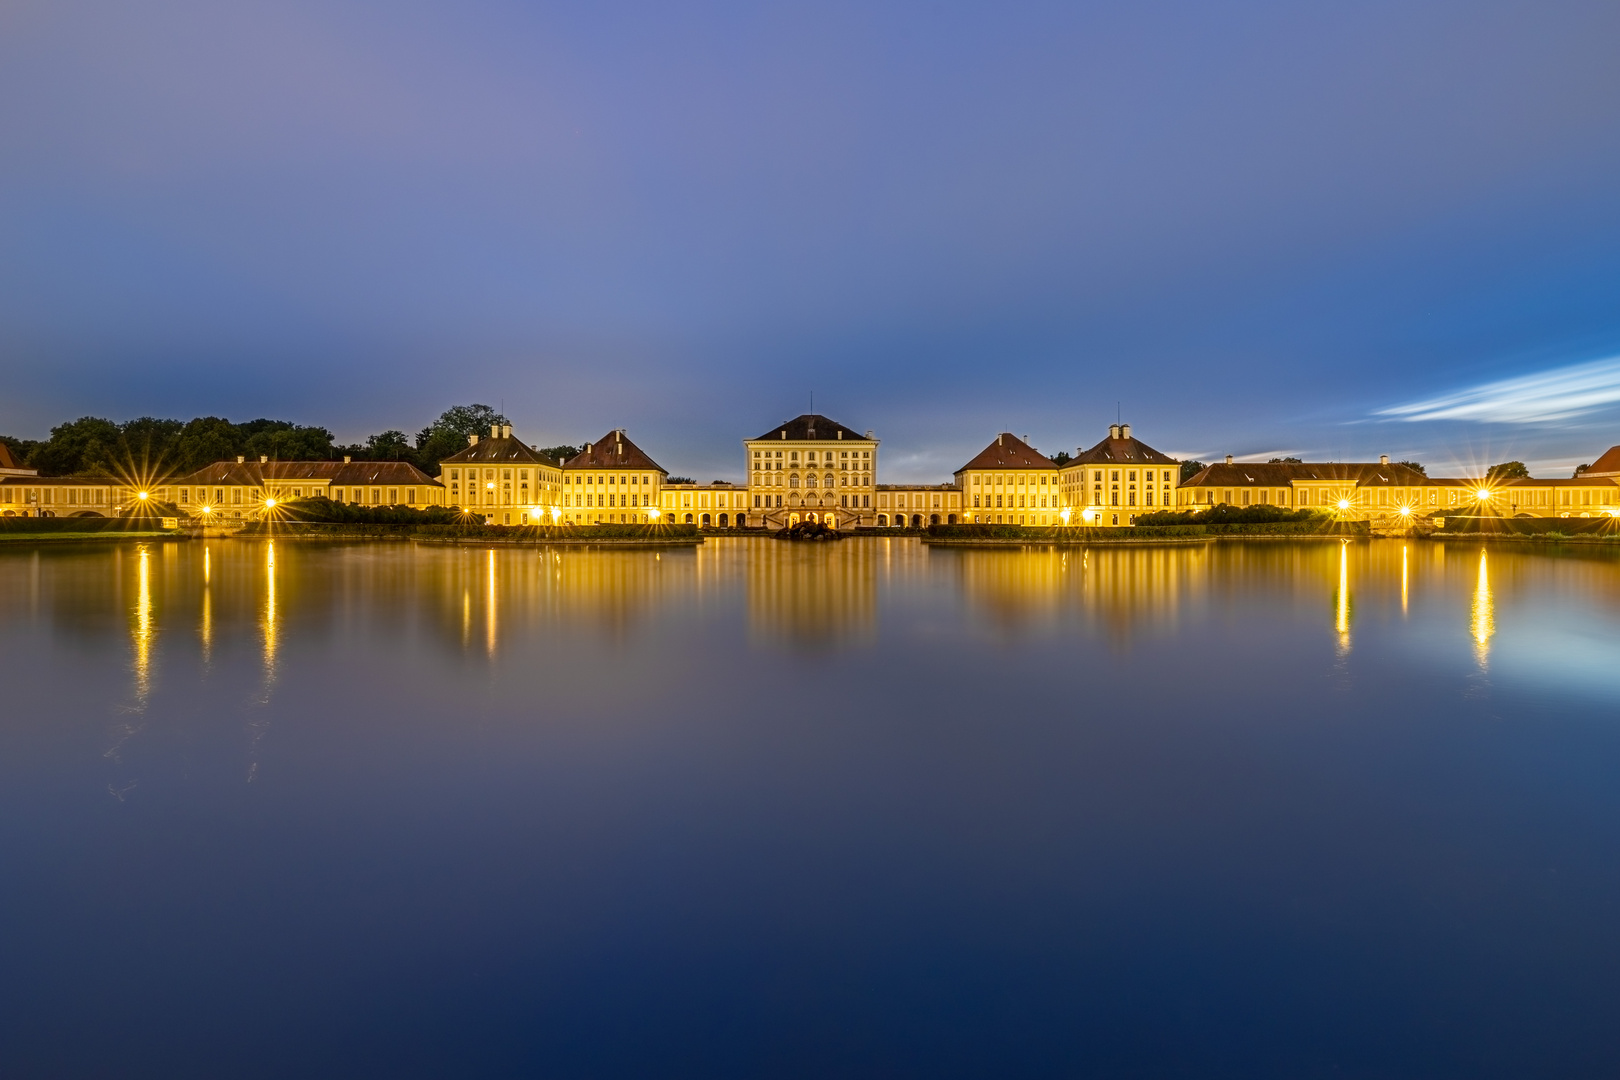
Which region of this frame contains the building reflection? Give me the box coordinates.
[746,540,878,649]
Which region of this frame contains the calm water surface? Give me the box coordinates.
[2,537,1619,1078]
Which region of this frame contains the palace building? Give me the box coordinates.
[954,432,1064,525]
[561,430,668,524]
[161,457,443,519]
[1059,424,1180,525]
[437,425,562,524]
[1177,454,1620,521]
[745,414,878,530]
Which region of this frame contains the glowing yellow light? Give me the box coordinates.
[1337,499,1350,510]
[137,491,149,500]
[1060,508,1071,524]
[486,482,494,490]
[550,507,561,521]
[1398,505,1412,517]
[1475,488,1491,501]
[264,497,277,508]
[649,508,661,519]
[200,505,212,515]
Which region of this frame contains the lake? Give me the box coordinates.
[2,536,1618,1078]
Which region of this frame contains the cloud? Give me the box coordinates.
[1376,356,1620,423]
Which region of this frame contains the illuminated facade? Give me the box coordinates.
[1057,424,1179,526]
[874,484,965,527]
[437,425,562,524]
[660,482,746,526]
[1177,456,1620,521]
[745,414,878,529]
[561,430,668,524]
[0,475,130,516]
[163,457,444,520]
[954,432,1064,525]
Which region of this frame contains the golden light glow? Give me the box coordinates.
[1336,498,1351,511]
[1060,508,1071,524]
[133,546,153,704]
[264,497,278,508]
[1334,539,1351,652]
[649,507,661,519]
[1474,488,1492,502]
[550,507,561,521]
[1471,547,1494,667]
[200,505,213,515]
[1401,543,1408,615]
[137,490,149,500]
[1398,504,1412,517]
[486,548,497,656]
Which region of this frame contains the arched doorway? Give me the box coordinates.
[911,514,922,528]
[825,513,836,529]
[877,514,887,526]
[684,513,693,524]
[700,513,711,527]
[736,514,746,527]
[718,513,728,526]
[788,513,800,527]
[947,514,957,524]
[929,514,939,525]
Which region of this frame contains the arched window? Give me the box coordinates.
[807,474,818,487]
[824,473,834,487]
[789,473,800,488]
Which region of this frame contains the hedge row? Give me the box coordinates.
[0,516,168,534]
[925,520,1365,541]
[1437,514,1616,536]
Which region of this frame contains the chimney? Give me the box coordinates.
[780,430,786,439]
[837,430,843,439]
[343,456,351,464]
[1121,424,1131,439]
[586,443,592,454]
[865,430,873,439]
[997,434,1003,445]
[1109,425,1119,439]
[1023,434,1031,444]
[491,423,500,438]
[468,434,479,446]
[1225,455,1234,465]
[503,424,512,439]
[1380,454,1389,465]
[236,455,244,464]
[616,441,623,456]
[260,455,267,464]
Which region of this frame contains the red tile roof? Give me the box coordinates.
[955,433,1056,472]
[1184,462,1432,486]
[438,432,556,467]
[1068,428,1177,467]
[1585,445,1620,476]
[563,430,667,474]
[171,460,441,487]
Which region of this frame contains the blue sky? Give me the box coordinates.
[3,1,1619,481]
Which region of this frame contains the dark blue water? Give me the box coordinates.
[2,537,1618,1078]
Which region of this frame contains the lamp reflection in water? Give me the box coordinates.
[486,548,498,656]
[248,541,279,781]
[1401,544,1409,616]
[108,546,156,796]
[1471,547,1494,669]
[200,545,213,666]
[132,545,154,705]
[1333,540,1351,653]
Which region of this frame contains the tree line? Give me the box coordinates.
[0,404,583,478]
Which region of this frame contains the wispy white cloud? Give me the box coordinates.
[1376,356,1620,423]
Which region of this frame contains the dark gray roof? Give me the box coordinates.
[754,414,869,442]
[563,430,666,474]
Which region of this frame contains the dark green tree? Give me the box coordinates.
[1179,459,1207,483]
[1050,450,1072,466]
[1268,456,1302,464]
[415,404,509,474]
[1396,460,1427,475]
[29,417,124,475]
[365,430,413,461]
[1487,460,1531,480]
[536,445,580,465]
